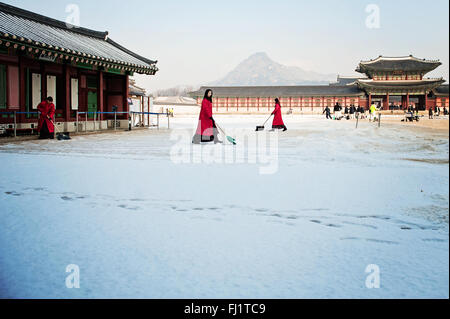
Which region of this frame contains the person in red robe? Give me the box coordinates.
[37,97,55,139]
[271,98,287,131]
[192,89,222,144]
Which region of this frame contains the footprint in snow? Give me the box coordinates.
[365,238,399,245]
[310,220,342,228]
[341,237,399,245]
[422,238,446,243]
[5,191,22,197]
[342,221,378,229]
[118,204,141,211]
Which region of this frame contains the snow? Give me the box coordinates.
[0,115,448,299]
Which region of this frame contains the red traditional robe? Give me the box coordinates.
[195,98,214,138]
[272,103,285,127]
[37,101,55,133]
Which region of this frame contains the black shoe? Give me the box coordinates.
[283,127,287,132]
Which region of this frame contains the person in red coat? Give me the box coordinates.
[192,89,222,144]
[37,96,55,139]
[271,98,287,131]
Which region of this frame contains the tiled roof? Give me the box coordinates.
[189,85,365,98]
[129,83,147,96]
[329,76,368,86]
[153,96,199,106]
[0,2,158,75]
[434,84,449,96]
[356,56,441,75]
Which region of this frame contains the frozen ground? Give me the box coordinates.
[0,115,448,299]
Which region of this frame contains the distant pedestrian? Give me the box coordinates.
[436,106,441,116]
[429,108,433,119]
[334,103,342,120]
[355,105,360,119]
[323,106,332,120]
[349,104,356,119]
[359,106,366,119]
[369,103,378,122]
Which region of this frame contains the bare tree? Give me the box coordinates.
[155,85,197,97]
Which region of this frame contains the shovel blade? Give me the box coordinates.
[57,133,71,140]
[226,136,237,145]
[255,126,265,131]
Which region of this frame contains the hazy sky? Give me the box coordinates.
[4,0,450,92]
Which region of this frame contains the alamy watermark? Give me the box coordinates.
[365,4,381,29]
[65,4,81,29]
[170,129,279,175]
[66,264,80,289]
[365,264,380,289]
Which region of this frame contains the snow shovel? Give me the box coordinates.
[214,122,236,145]
[50,120,71,140]
[256,114,273,131]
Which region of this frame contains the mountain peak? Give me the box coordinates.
[243,52,274,64]
[248,52,270,59]
[210,53,336,86]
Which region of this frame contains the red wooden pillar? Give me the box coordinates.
[246,97,249,112]
[386,92,389,110]
[300,97,303,111]
[368,94,372,107]
[98,70,104,121]
[406,93,410,108]
[64,64,71,122]
[226,97,229,112]
[18,56,26,124]
[142,95,145,124]
[124,75,129,119]
[425,92,428,110]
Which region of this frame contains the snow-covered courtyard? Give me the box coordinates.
[0,116,448,298]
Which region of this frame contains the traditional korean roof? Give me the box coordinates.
[189,85,365,98]
[153,96,199,106]
[356,55,441,76]
[129,82,147,97]
[434,84,449,97]
[329,75,368,86]
[0,2,158,75]
[355,78,445,93]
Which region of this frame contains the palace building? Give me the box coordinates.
[189,56,449,113]
[0,2,158,132]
